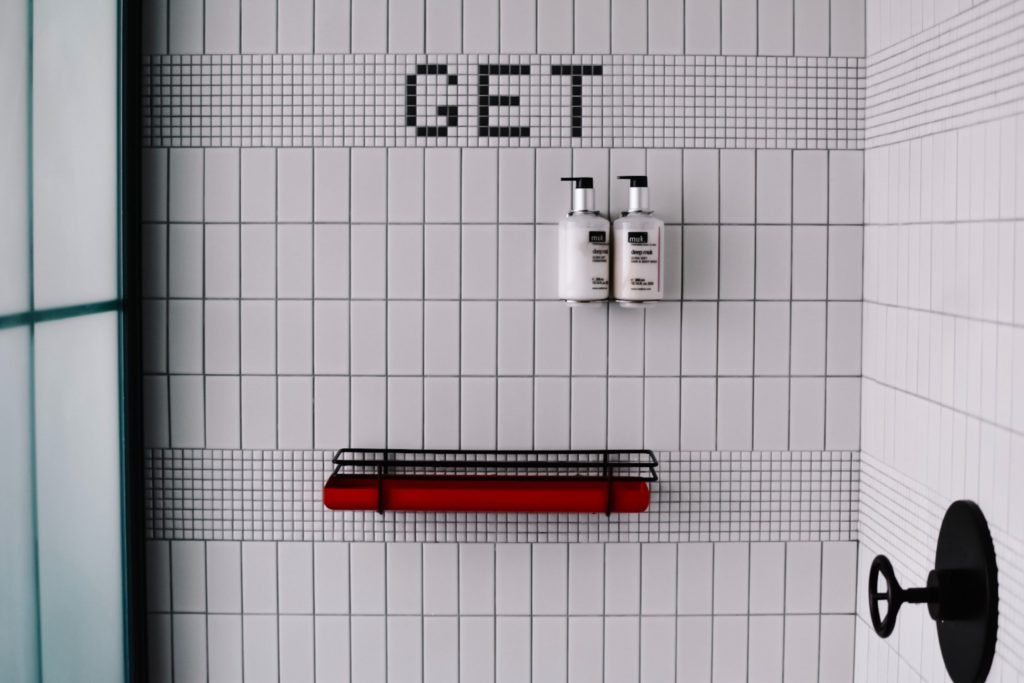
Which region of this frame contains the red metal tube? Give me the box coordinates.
[323,475,651,514]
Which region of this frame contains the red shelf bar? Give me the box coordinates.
[323,475,651,514]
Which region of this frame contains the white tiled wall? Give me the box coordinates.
[141,145,867,545]
[144,0,865,56]
[141,0,867,548]
[142,0,866,678]
[857,0,1024,679]
[142,147,865,455]
[148,539,857,682]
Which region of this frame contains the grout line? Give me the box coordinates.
[347,150,352,448]
[827,0,832,56]
[567,152,577,449]
[236,152,243,445]
[786,166,795,450]
[141,219,872,228]
[422,150,427,450]
[457,543,462,683]
[143,370,867,380]
[309,151,318,673]
[458,149,463,449]
[642,150,649,450]
[238,540,245,680]
[203,540,210,679]
[385,150,391,454]
[709,543,716,681]
[274,148,280,449]
[532,151,537,451]
[201,153,208,449]
[816,541,826,680]
[744,542,752,683]
[348,542,353,683]
[145,605,864,618]
[495,150,500,451]
[679,153,698,450]
[824,149,832,451]
[420,542,425,680]
[383,543,389,681]
[645,0,650,53]
[637,544,644,682]
[716,155,728,450]
[534,0,538,53]
[673,544,680,681]
[850,539,861,680]
[601,543,606,683]
[604,151,612,450]
[492,544,497,683]
[781,542,789,680]
[164,151,173,451]
[167,541,176,681]
[749,154,760,450]
[275,541,281,682]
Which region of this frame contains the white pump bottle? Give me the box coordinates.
[558,177,610,305]
[612,175,664,306]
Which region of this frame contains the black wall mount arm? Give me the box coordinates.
[867,500,999,683]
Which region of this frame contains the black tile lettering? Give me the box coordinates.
[551,64,604,137]
[407,63,458,137]
[477,64,530,138]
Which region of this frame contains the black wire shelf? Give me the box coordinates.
[324,448,658,516]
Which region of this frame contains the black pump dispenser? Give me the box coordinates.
[617,175,650,213]
[561,176,596,213]
[617,175,648,188]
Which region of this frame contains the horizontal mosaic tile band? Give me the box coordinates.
[143,53,865,149]
[144,449,859,542]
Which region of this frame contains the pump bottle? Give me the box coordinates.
[612,175,664,306]
[558,177,610,304]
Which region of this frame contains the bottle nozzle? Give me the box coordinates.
[617,175,650,212]
[617,175,648,188]
[561,177,594,189]
[562,177,595,213]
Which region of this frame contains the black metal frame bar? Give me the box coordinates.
[329,449,659,517]
[121,0,148,678]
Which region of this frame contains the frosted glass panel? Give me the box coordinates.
[34,313,124,683]
[0,0,29,316]
[32,0,118,309]
[0,328,39,681]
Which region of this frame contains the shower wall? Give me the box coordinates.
[140,0,865,679]
[857,0,1024,679]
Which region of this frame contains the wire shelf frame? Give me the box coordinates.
[325,448,658,516]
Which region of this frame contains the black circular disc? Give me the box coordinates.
[934,500,999,683]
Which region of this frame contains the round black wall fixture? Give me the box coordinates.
[868,500,998,683]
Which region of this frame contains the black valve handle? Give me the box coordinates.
[868,555,936,638]
[866,502,998,683]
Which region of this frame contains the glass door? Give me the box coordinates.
[0,0,140,680]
